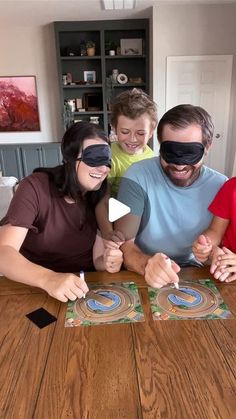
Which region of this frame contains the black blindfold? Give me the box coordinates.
[78,144,112,168]
[160,141,204,165]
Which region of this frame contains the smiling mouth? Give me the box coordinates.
[169,168,190,178]
[125,143,139,149]
[89,173,104,179]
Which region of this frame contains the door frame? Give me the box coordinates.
[166,55,233,174]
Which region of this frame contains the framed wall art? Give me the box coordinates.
[0,76,40,132]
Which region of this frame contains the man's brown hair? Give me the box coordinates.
[157,104,214,147]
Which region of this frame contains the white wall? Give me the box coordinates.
[0,4,235,175]
[152,3,236,176]
[0,23,61,143]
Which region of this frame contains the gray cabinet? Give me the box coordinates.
[41,143,63,168]
[0,145,23,179]
[0,143,62,180]
[21,145,44,177]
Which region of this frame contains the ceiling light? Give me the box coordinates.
[102,0,136,10]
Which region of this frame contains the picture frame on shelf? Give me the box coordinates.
[83,93,102,111]
[76,98,83,110]
[0,75,40,132]
[120,38,143,56]
[83,70,96,83]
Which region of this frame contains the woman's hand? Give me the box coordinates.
[104,248,123,273]
[42,272,89,302]
[211,246,236,283]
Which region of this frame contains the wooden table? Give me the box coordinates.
[0,267,236,419]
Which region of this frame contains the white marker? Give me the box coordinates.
[165,256,179,290]
[79,270,86,298]
[174,281,179,290]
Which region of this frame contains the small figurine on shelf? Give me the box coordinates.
[62,74,67,85]
[66,73,73,84]
[89,116,100,125]
[67,45,76,56]
[86,41,95,56]
[109,126,117,142]
[112,69,119,83]
[80,40,87,56]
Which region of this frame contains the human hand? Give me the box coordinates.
[104,248,123,273]
[210,246,236,283]
[192,234,212,262]
[103,230,125,249]
[145,253,180,289]
[42,271,89,302]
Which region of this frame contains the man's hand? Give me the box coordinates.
[104,248,123,273]
[192,234,212,262]
[42,272,89,302]
[210,246,236,282]
[103,230,125,249]
[145,253,180,288]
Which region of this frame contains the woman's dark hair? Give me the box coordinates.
[34,121,110,208]
[157,104,214,147]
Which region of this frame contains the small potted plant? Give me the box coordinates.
[63,100,74,131]
[86,41,95,56]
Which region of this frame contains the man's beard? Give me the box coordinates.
[162,164,202,187]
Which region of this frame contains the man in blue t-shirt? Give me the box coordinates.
[115,104,227,289]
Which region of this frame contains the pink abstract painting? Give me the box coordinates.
[0,76,40,132]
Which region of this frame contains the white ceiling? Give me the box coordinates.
[0,0,235,25]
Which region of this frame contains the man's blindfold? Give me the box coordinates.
[78,144,112,168]
[160,141,204,165]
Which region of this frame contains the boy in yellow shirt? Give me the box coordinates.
[96,88,158,247]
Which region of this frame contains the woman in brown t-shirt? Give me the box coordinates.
[0,122,123,302]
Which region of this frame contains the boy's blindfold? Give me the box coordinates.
[78,144,112,168]
[160,141,204,165]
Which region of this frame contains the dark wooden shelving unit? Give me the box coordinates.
[54,19,150,134]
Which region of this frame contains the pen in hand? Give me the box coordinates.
[79,270,86,298]
[79,271,111,306]
[174,281,179,290]
[165,256,179,289]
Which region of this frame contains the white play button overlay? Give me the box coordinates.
[108,198,130,222]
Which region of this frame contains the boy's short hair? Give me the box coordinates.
[110,88,158,130]
[157,104,214,147]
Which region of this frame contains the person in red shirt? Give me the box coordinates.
[192,177,236,282]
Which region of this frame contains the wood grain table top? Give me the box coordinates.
[0,267,236,419]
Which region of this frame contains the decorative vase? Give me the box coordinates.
[87,47,95,57]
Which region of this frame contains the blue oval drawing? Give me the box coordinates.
[168,287,202,307]
[87,291,121,311]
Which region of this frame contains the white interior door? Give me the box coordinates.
[166,55,233,174]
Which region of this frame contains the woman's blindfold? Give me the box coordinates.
[78,144,112,168]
